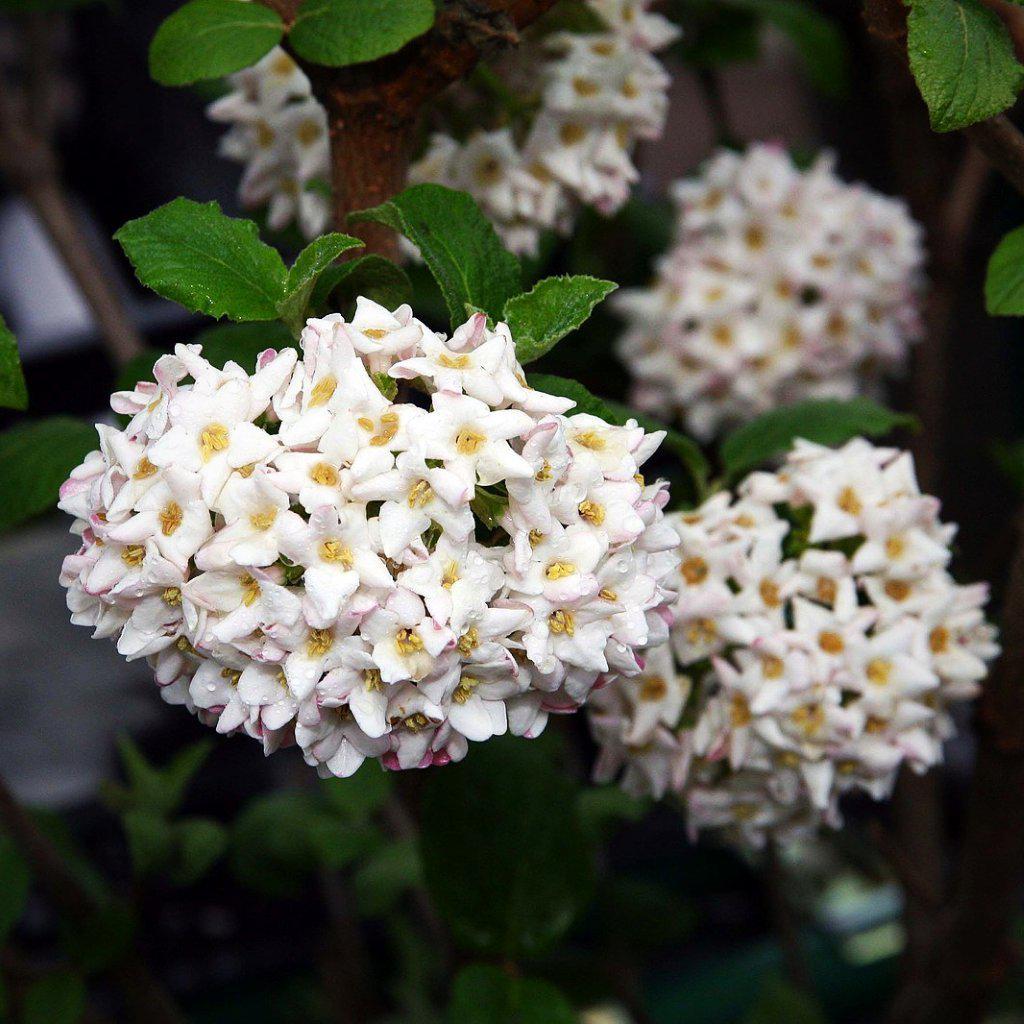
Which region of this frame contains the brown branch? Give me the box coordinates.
[0,771,186,1024]
[0,23,144,366]
[296,0,559,256]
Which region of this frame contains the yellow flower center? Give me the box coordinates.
[306,628,334,657]
[240,574,261,606]
[438,352,471,369]
[578,500,605,525]
[199,423,230,462]
[548,609,575,636]
[866,658,892,685]
[309,375,337,408]
[442,561,460,589]
[681,557,709,586]
[638,675,668,702]
[929,626,950,653]
[408,480,433,508]
[455,427,486,455]
[452,676,479,704]
[310,462,339,486]
[819,631,844,654]
[885,579,911,601]
[457,627,479,655]
[574,430,606,451]
[319,539,354,567]
[162,587,182,606]
[133,456,158,480]
[545,561,577,581]
[730,694,752,727]
[121,544,146,567]
[250,509,278,531]
[364,668,383,691]
[159,501,183,536]
[395,628,423,655]
[759,579,781,607]
[837,486,862,515]
[370,412,399,447]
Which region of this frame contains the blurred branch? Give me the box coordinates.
[0,19,143,366]
[764,841,811,993]
[0,771,186,1024]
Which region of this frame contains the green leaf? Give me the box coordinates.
[229,792,327,897]
[525,375,710,498]
[504,276,617,364]
[993,438,1024,491]
[0,834,30,943]
[0,417,98,534]
[22,972,86,1024]
[743,978,827,1024]
[115,198,288,321]
[0,315,27,411]
[192,321,297,371]
[421,737,594,958]
[320,761,393,823]
[351,185,521,329]
[721,0,848,97]
[720,398,916,481]
[906,0,1024,132]
[305,818,380,871]
[470,487,509,529]
[170,818,228,886]
[310,254,413,315]
[290,0,434,66]
[986,225,1024,315]
[278,232,364,336]
[149,0,284,87]
[60,902,135,976]
[575,786,649,842]
[122,809,176,879]
[353,837,422,915]
[446,965,576,1024]
[114,735,212,818]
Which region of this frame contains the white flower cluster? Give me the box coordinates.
[59,300,679,777]
[616,145,925,441]
[208,49,330,238]
[404,0,679,255]
[589,438,998,847]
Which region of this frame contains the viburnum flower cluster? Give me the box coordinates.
[616,145,926,441]
[409,0,678,255]
[589,438,998,847]
[207,0,677,252]
[208,48,330,238]
[58,300,679,777]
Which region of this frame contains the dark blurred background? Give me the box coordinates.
[2,2,1023,1021]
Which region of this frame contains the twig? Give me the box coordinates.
[0,771,186,1024]
[0,19,144,365]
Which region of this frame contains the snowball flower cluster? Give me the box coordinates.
[617,145,925,441]
[208,48,330,238]
[589,438,998,847]
[410,0,678,254]
[59,300,679,778]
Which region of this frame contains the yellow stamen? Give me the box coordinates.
[548,609,575,636]
[306,628,333,657]
[455,427,486,455]
[545,561,577,581]
[309,375,337,408]
[578,500,605,526]
[319,539,354,567]
[121,544,145,567]
[199,423,230,463]
[250,509,278,531]
[310,462,339,486]
[133,456,158,480]
[159,501,183,536]
[395,628,423,655]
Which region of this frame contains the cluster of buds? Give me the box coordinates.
[208,48,330,237]
[59,301,679,777]
[589,438,998,847]
[616,145,925,440]
[410,0,678,254]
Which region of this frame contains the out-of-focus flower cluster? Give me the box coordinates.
[206,1,678,249]
[589,438,998,848]
[59,300,679,777]
[410,0,678,254]
[617,145,926,441]
[208,48,330,238]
